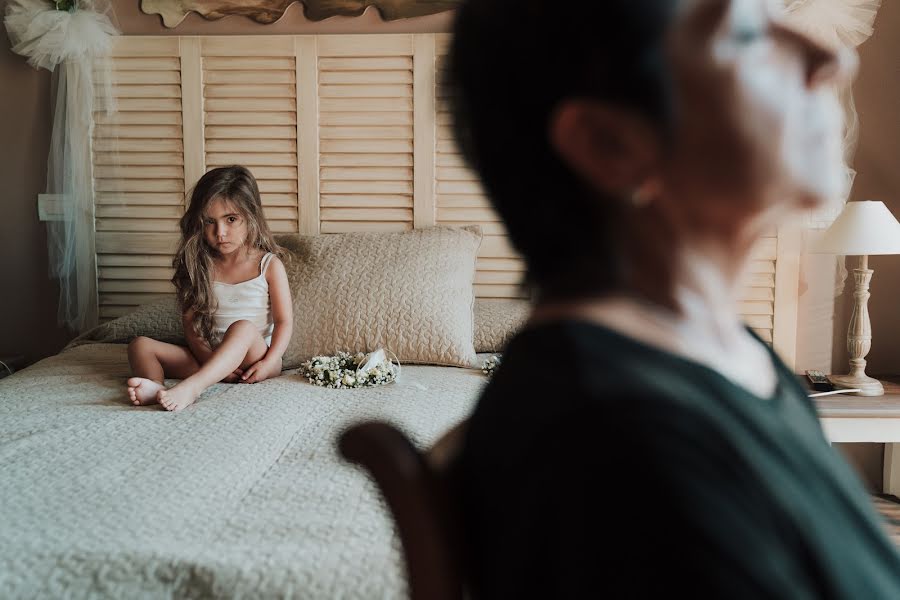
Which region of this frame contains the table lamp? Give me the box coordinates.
[812,201,900,396]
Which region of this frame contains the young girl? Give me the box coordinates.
[126,165,293,411]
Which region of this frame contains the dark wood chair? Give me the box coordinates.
[338,420,468,600]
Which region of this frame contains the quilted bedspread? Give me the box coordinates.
[0,343,484,598]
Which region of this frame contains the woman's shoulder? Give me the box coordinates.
[489,322,677,400]
[502,319,675,381]
[486,319,749,424]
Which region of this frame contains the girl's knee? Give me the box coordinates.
[224,320,256,337]
[127,337,161,364]
[128,336,152,353]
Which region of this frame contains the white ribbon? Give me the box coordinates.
[356,348,402,384]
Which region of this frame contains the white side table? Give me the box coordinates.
[815,379,900,496]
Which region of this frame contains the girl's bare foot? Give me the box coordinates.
[127,377,165,406]
[157,382,201,412]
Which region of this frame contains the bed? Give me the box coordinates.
[0,336,492,597]
[1,217,524,598]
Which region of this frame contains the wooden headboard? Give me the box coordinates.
[88,34,799,367]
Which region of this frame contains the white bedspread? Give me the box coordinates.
[0,344,485,598]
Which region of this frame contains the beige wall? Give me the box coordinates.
[0,0,72,364]
[843,0,900,378]
[114,2,453,34]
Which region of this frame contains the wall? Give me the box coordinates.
[114,2,453,34]
[0,0,71,365]
[844,0,900,377]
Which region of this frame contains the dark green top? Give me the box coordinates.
[456,320,900,598]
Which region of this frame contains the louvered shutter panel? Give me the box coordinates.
[317,36,415,233]
[202,38,300,234]
[740,234,778,343]
[434,37,526,299]
[93,39,183,321]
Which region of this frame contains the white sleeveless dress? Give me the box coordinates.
[210,252,275,347]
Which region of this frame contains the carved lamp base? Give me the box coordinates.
[829,373,884,397]
[828,258,885,397]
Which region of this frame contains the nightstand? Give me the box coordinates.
[814,378,900,497]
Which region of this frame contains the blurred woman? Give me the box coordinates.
[448,0,900,596]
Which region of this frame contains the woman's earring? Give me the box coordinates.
[630,188,651,208]
[630,180,661,208]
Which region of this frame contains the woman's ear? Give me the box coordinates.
[548,99,660,198]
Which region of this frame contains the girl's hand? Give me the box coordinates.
[240,358,276,384]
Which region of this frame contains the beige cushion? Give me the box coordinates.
[279,226,482,369]
[473,298,530,353]
[67,297,184,349]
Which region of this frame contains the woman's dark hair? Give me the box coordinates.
[446,0,678,302]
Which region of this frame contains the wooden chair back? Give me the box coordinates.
[338,421,468,600]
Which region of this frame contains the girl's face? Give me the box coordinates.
[661,0,856,231]
[203,196,248,256]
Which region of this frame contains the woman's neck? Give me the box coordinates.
[527,232,777,394]
[532,223,764,346]
[667,238,750,346]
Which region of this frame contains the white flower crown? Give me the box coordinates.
[299,349,400,389]
[482,355,501,377]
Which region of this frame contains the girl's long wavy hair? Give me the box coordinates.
[172,166,286,345]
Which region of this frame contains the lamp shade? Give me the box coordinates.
[812,201,900,255]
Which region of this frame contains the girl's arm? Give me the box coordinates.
[241,256,293,383]
[182,308,214,365]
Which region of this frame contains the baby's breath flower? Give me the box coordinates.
[482,355,501,377]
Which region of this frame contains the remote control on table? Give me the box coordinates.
[805,370,833,392]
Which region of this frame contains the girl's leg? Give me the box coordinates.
[158,320,267,412]
[127,337,200,406]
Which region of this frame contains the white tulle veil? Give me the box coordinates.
[5,0,118,332]
[784,0,882,227]
[782,0,880,318]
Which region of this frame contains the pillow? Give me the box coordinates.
[474,298,530,353]
[278,226,482,369]
[67,297,184,350]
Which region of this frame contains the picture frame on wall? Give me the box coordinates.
[141,0,461,27]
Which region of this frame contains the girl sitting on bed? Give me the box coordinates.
[126,165,293,411]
